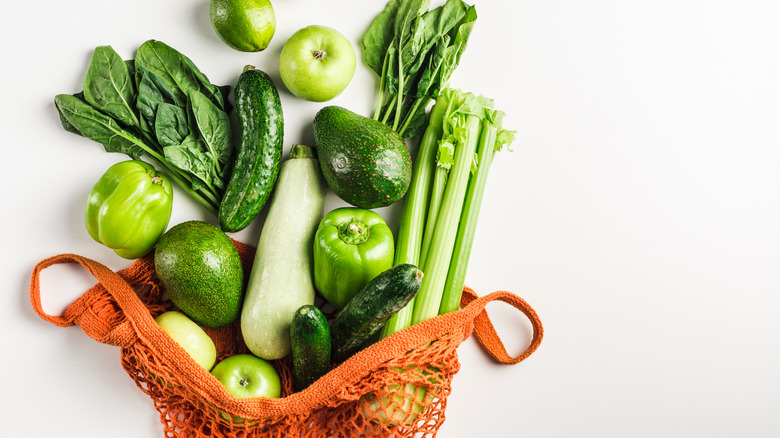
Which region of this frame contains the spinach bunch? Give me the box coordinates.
[55,40,233,215]
[362,0,477,139]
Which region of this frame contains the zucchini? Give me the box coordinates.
[331,264,424,362]
[290,304,332,391]
[218,66,283,232]
[240,145,327,360]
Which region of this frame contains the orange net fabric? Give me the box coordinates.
[29,240,543,438]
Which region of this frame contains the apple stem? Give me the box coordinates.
[313,49,326,60]
[240,378,250,387]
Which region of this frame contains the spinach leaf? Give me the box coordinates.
[404,0,469,88]
[136,65,184,126]
[135,40,225,111]
[56,91,86,136]
[82,46,140,129]
[416,36,448,99]
[155,102,189,147]
[394,0,429,42]
[188,90,233,173]
[438,5,477,88]
[362,0,478,139]
[54,93,145,159]
[385,0,427,96]
[361,0,401,77]
[163,136,215,191]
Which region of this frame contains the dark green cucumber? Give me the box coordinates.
[290,304,331,391]
[218,66,283,232]
[331,264,424,362]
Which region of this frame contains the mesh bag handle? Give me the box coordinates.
[29,253,157,347]
[460,287,544,364]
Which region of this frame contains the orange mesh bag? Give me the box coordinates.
[29,240,543,437]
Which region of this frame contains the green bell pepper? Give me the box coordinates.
[85,160,173,259]
[313,207,394,309]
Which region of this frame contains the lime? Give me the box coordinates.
[209,0,276,52]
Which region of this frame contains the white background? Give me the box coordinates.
[2,0,779,437]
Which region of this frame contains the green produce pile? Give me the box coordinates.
[51,0,516,413]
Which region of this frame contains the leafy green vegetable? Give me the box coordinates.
[136,65,184,125]
[154,102,189,147]
[187,90,232,180]
[164,137,215,191]
[83,46,140,129]
[55,93,146,159]
[54,40,233,215]
[361,0,477,139]
[135,40,226,111]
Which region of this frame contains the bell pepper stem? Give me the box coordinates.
[338,219,370,245]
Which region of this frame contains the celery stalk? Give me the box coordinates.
[380,97,448,338]
[439,112,515,314]
[411,111,483,325]
[419,141,452,267]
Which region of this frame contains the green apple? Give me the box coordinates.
[211,354,281,399]
[279,25,356,102]
[155,310,217,371]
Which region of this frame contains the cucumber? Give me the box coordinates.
[331,264,424,362]
[218,66,283,232]
[240,145,327,360]
[290,304,331,391]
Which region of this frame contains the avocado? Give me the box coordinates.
[313,106,412,209]
[154,220,244,328]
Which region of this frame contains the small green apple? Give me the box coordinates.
[211,354,281,399]
[279,25,356,102]
[211,354,282,425]
[155,310,217,371]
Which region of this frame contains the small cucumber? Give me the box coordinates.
[290,304,332,391]
[219,66,283,232]
[331,264,424,362]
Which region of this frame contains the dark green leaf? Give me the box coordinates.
[54,94,145,159]
[82,45,139,129]
[155,102,189,147]
[438,5,477,88]
[56,92,86,136]
[416,36,449,99]
[361,0,401,76]
[163,137,214,190]
[394,0,429,43]
[188,90,233,170]
[136,65,184,124]
[405,0,469,80]
[135,40,226,111]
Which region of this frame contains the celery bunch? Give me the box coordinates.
[381,88,515,337]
